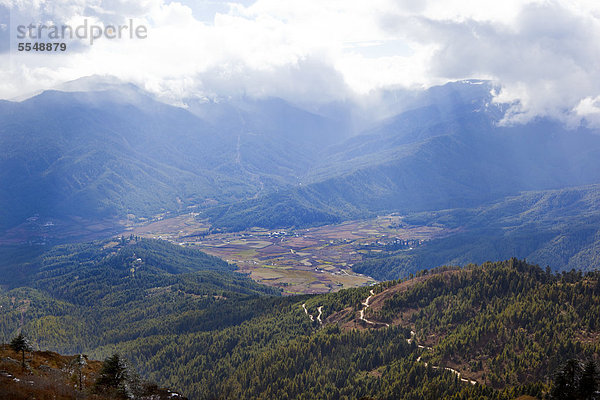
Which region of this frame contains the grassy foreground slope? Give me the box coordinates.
[0,344,187,399]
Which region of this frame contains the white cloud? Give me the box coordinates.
[573,96,600,127]
[1,0,600,126]
[381,0,600,125]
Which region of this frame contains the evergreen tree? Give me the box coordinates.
[95,353,130,398]
[550,359,599,400]
[9,332,32,369]
[578,360,598,400]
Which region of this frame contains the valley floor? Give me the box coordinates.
[124,213,455,294]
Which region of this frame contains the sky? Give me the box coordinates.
[1,0,600,126]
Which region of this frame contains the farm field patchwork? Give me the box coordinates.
[126,214,456,294]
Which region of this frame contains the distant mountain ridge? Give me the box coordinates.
[206,81,600,231]
[2,77,600,242]
[0,82,346,241]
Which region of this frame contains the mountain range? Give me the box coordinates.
[3,78,600,240]
[206,81,600,231]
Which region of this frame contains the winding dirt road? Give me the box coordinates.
[408,326,476,384]
[359,289,390,327]
[302,303,314,322]
[302,303,323,325]
[359,289,476,385]
[303,288,478,386]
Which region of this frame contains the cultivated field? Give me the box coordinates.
[126,214,455,294]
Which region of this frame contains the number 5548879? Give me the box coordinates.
[17,42,67,51]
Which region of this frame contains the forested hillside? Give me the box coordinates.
[367,259,600,388]
[90,259,599,399]
[353,185,600,280]
[0,238,279,352]
[3,248,597,399]
[204,82,600,232]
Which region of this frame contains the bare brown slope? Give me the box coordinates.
[0,344,103,400]
[0,345,185,399]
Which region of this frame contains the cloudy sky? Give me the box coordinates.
[1,0,600,125]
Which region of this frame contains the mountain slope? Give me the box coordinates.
[0,82,354,242]
[353,184,600,280]
[77,260,600,399]
[0,238,279,353]
[0,89,247,232]
[205,81,600,231]
[4,79,600,241]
